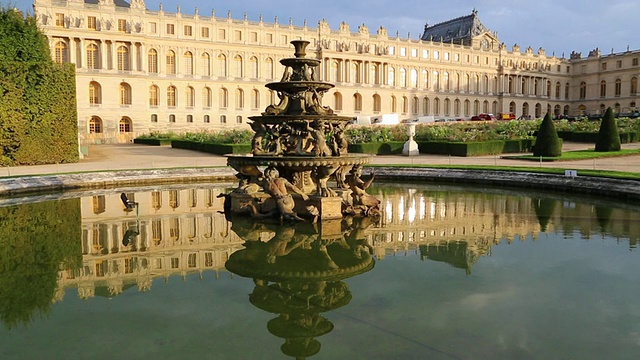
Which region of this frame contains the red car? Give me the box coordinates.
[471,113,497,121]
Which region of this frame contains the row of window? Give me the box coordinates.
[89,117,132,134]
[578,78,639,99]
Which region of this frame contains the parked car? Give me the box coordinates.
[471,113,497,121]
[498,112,516,120]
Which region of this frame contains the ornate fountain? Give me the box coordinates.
[225,40,379,221]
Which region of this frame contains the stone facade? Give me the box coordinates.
[32,0,640,145]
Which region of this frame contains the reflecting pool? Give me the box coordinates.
[0,182,639,359]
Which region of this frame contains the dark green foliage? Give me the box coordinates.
[347,141,404,155]
[532,198,558,232]
[416,139,532,157]
[533,113,562,157]
[133,138,173,146]
[0,8,78,165]
[595,107,621,152]
[0,199,82,329]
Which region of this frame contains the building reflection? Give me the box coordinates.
[56,184,640,301]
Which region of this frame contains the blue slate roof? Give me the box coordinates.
[420,10,491,43]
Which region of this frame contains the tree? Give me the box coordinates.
[533,112,562,157]
[595,107,621,152]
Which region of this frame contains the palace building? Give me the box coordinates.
[32,0,640,146]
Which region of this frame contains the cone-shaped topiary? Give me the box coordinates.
[533,112,562,157]
[595,107,621,152]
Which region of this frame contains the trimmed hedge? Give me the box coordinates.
[133,138,174,146]
[171,140,252,155]
[348,141,404,155]
[417,139,533,157]
[556,130,639,143]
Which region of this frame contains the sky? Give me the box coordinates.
[6,0,640,58]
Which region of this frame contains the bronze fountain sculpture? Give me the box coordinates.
[225,40,380,221]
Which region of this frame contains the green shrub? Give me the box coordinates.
[595,107,621,151]
[347,141,404,155]
[533,113,562,157]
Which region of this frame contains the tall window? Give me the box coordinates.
[579,82,587,99]
[373,94,381,112]
[166,50,176,75]
[615,79,622,97]
[235,88,244,109]
[54,41,67,64]
[89,82,101,105]
[149,85,159,106]
[402,96,408,114]
[388,67,395,86]
[391,95,397,112]
[202,87,212,108]
[167,86,176,107]
[234,55,243,78]
[399,68,407,87]
[565,83,570,99]
[354,93,362,111]
[87,16,97,30]
[219,88,228,108]
[265,57,274,80]
[631,77,638,95]
[119,82,132,105]
[423,97,430,115]
[186,86,195,107]
[334,92,343,111]
[117,45,129,71]
[86,44,98,69]
[412,96,419,114]
[119,117,132,132]
[183,51,193,75]
[217,54,227,77]
[89,117,102,133]
[251,89,260,109]
[410,69,418,88]
[600,80,607,98]
[249,56,259,79]
[201,53,211,77]
[148,49,158,73]
[555,82,561,99]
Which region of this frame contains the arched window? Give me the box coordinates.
[186,86,195,107]
[373,94,381,112]
[249,56,259,79]
[391,95,397,112]
[148,49,158,73]
[89,116,102,133]
[579,82,587,99]
[412,96,419,114]
[631,77,638,95]
[473,100,480,115]
[410,69,418,88]
[54,41,68,64]
[354,93,363,111]
[217,53,227,77]
[183,51,193,75]
[86,44,99,69]
[151,114,158,122]
[265,57,274,80]
[117,45,129,71]
[149,85,159,106]
[555,82,561,99]
[220,115,227,124]
[565,82,570,99]
[399,68,407,87]
[388,67,395,86]
[483,100,489,113]
[444,98,451,116]
[353,62,362,83]
[219,88,228,108]
[167,85,176,107]
[187,115,193,123]
[434,98,440,115]
[235,88,244,108]
[464,99,470,116]
[522,102,530,117]
[402,96,408,114]
[421,70,429,89]
[331,60,339,82]
[119,117,132,132]
[236,115,243,124]
[234,55,243,78]
[334,92,343,111]
[89,81,101,105]
[454,99,461,116]
[554,105,561,116]
[600,80,607,97]
[373,64,381,85]
[615,78,622,97]
[166,50,176,75]
[433,71,439,91]
[443,72,450,91]
[200,53,211,76]
[535,103,542,118]
[202,87,212,108]
[204,115,210,123]
[169,114,176,123]
[423,97,430,115]
[119,82,132,105]
[251,89,260,109]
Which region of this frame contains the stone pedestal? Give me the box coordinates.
[403,123,419,156]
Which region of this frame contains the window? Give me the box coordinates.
[204,115,210,123]
[148,49,158,73]
[118,19,126,32]
[433,51,439,60]
[236,116,242,124]
[400,47,406,56]
[217,54,227,77]
[601,62,607,70]
[373,94,381,112]
[201,53,211,76]
[166,50,176,74]
[617,60,622,69]
[119,83,132,105]
[166,24,175,35]
[579,82,587,99]
[169,114,176,122]
[220,115,227,124]
[89,117,102,133]
[88,16,97,30]
[266,33,273,43]
[251,89,260,109]
[117,45,129,71]
[249,56,258,79]
[89,82,101,105]
[119,117,132,132]
[86,44,98,69]
[354,93,362,111]
[235,88,244,109]
[600,80,606,97]
[633,58,639,66]
[250,32,258,42]
[201,27,210,38]
[234,30,243,41]
[565,83,570,99]
[55,13,64,27]
[388,46,395,55]
[334,92,343,111]
[148,22,157,34]
[234,55,243,78]
[422,49,429,58]
[265,57,274,79]
[167,86,176,107]
[280,34,288,45]
[615,79,622,97]
[411,49,417,57]
[54,41,67,64]
[218,29,226,40]
[151,114,158,122]
[219,88,228,108]
[631,77,638,94]
[186,115,193,123]
[183,51,193,75]
[186,86,195,107]
[444,52,450,61]
[202,87,212,108]
[391,95,397,112]
[184,25,192,36]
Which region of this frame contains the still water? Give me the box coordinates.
[0,182,639,360]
